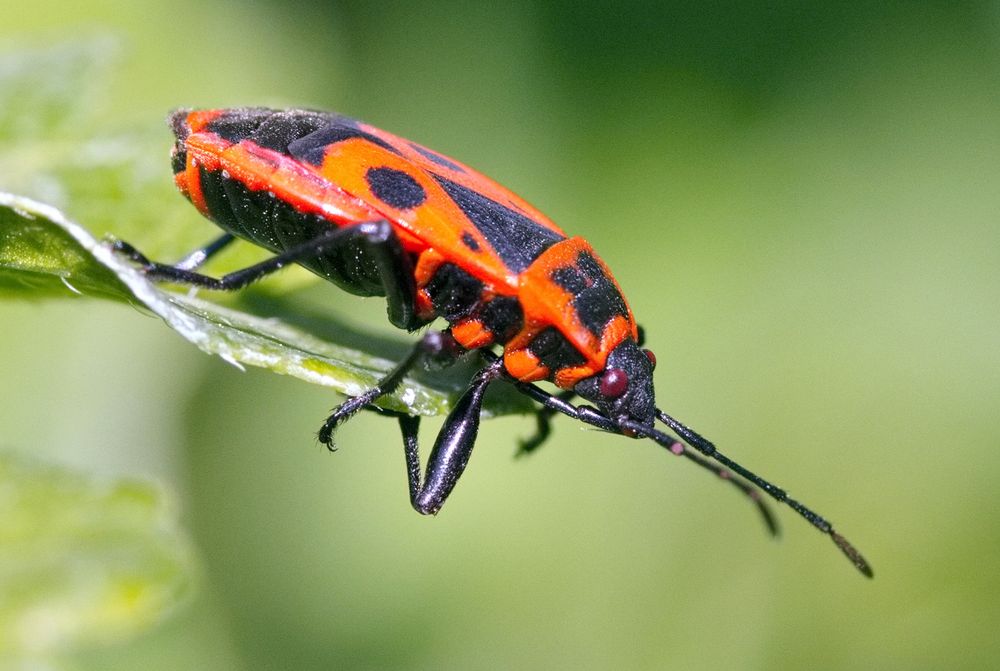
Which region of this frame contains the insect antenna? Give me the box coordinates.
[663,437,780,536]
[620,410,873,577]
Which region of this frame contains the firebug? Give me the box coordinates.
[113,108,872,577]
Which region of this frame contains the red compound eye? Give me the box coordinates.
[644,349,657,369]
[599,368,629,398]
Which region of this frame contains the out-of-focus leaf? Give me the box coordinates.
[0,453,194,656]
[0,38,313,291]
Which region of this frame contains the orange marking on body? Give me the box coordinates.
[183,155,209,216]
[413,248,446,288]
[504,349,548,382]
[452,320,494,349]
[600,315,634,356]
[357,122,567,241]
[183,109,225,133]
[554,364,599,389]
[415,290,434,320]
[500,237,639,388]
[181,133,382,230]
[516,237,602,364]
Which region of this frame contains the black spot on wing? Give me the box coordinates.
[288,118,402,166]
[366,167,427,210]
[460,232,480,252]
[431,174,563,273]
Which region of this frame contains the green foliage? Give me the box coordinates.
[0,454,193,659]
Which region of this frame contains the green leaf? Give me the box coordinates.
[0,192,530,417]
[0,194,130,300]
[0,453,194,656]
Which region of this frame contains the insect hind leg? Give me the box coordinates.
[112,220,422,330]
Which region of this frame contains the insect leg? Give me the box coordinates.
[113,226,349,289]
[397,414,423,507]
[112,220,419,326]
[341,220,420,330]
[174,233,237,271]
[409,356,505,514]
[317,331,464,448]
[356,356,502,515]
[517,390,577,457]
[325,342,502,515]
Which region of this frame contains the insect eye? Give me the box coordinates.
[599,368,629,398]
[644,349,657,369]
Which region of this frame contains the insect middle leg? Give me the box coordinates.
[174,233,237,271]
[517,390,577,456]
[317,330,464,447]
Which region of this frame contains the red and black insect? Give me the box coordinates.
[114,107,871,576]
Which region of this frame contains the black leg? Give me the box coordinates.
[174,233,236,271]
[397,414,423,507]
[353,221,419,330]
[333,346,503,515]
[113,220,421,330]
[410,356,505,514]
[318,331,464,449]
[517,390,577,456]
[113,230,339,290]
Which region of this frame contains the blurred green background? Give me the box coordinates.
[2,1,999,669]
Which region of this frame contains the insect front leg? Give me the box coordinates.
[517,389,577,457]
[479,350,781,534]
[326,340,503,515]
[402,356,506,515]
